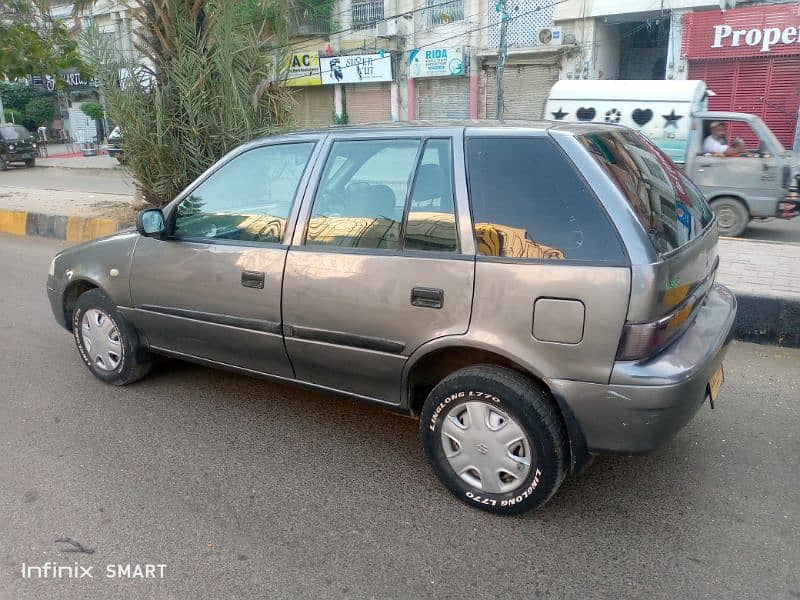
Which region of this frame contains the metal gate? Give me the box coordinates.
[483,59,560,120]
[291,86,333,130]
[417,77,469,119]
[688,56,800,148]
[344,83,391,124]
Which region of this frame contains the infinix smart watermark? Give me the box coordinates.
[22,562,167,579]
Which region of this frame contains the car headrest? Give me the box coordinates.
[368,184,397,220]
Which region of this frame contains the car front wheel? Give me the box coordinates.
[420,365,566,515]
[72,288,152,385]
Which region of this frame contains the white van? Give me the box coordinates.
[545,80,799,236]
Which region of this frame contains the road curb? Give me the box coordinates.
[34,164,126,177]
[732,291,800,348]
[0,209,126,243]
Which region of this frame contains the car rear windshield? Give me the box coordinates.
[0,125,32,141]
[578,130,714,254]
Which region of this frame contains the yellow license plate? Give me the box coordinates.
[708,365,724,402]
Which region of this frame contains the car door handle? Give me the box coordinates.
[241,270,265,289]
[411,287,444,309]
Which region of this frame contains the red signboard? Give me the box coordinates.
[682,4,800,60]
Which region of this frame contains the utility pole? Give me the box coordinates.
[495,0,508,120]
[0,93,5,124]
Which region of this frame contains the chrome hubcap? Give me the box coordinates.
[440,401,533,494]
[81,309,122,371]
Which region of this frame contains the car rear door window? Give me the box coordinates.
[404,139,458,253]
[465,136,625,262]
[306,139,420,249]
[173,142,315,243]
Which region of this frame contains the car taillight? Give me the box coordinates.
[616,300,695,361]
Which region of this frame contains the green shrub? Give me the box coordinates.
[22,96,57,130]
[80,101,105,121]
[81,0,292,207]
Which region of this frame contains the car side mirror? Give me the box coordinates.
[136,208,166,238]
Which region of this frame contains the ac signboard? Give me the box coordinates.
[284,53,322,87]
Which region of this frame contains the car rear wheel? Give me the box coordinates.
[24,158,35,168]
[72,288,152,385]
[711,197,749,237]
[420,365,566,515]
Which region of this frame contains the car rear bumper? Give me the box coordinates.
[551,284,737,453]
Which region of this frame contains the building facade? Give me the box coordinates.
[50,0,798,143]
[680,3,800,148]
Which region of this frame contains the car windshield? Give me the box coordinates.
[751,116,786,154]
[579,129,714,255]
[0,125,32,141]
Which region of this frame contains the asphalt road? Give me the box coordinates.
[1,233,799,599]
[0,166,134,196]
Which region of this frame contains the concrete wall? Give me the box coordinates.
[558,17,619,80]
[555,0,729,21]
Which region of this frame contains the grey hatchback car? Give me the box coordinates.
[47,122,736,514]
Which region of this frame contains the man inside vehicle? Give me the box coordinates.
[703,121,745,156]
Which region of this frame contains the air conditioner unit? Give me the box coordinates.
[376,18,398,38]
[536,26,563,46]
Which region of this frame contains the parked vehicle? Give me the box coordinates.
[107,126,124,163]
[0,124,38,170]
[47,122,736,514]
[546,80,800,236]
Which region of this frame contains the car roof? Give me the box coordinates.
[271,119,623,138]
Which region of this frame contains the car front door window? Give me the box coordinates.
[173,142,315,243]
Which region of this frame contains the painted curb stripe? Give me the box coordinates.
[0,210,28,236]
[65,216,119,242]
[0,209,123,242]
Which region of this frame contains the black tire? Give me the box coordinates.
[72,288,152,385]
[24,158,35,168]
[0,157,7,171]
[420,365,566,515]
[711,197,749,237]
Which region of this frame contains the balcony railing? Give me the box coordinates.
[287,11,332,36]
[419,0,464,29]
[351,0,383,30]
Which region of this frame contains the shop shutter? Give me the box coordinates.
[417,77,469,120]
[763,56,800,147]
[483,59,560,120]
[689,57,799,148]
[344,83,391,124]
[291,86,334,129]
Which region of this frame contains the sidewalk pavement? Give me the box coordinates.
[717,238,800,347]
[0,183,797,346]
[0,183,136,243]
[36,143,121,171]
[37,154,120,170]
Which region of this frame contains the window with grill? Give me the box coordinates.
[420,0,464,29]
[351,0,383,29]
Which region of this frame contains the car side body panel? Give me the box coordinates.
[469,261,631,385]
[47,231,140,327]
